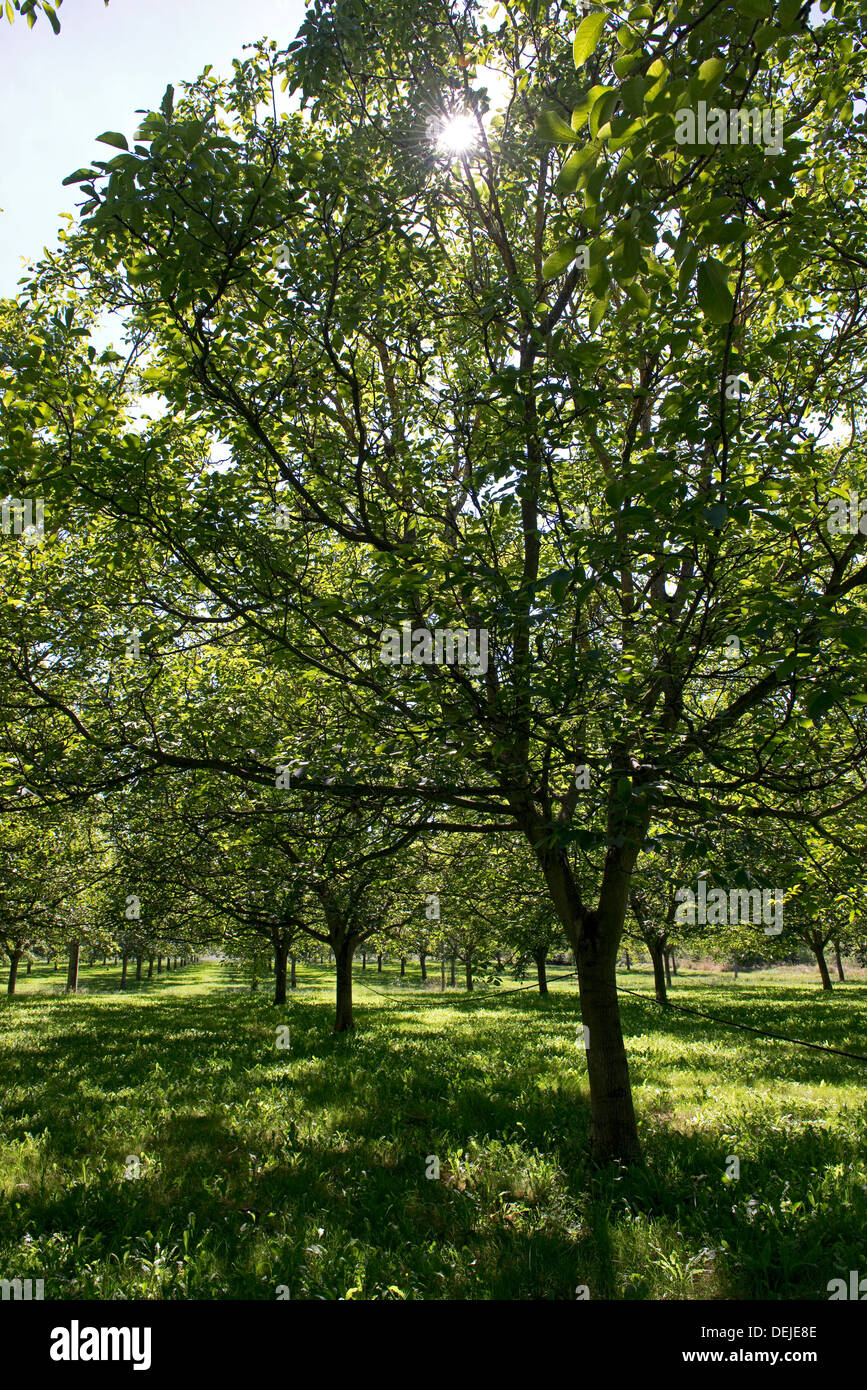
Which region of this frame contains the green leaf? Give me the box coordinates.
[589,296,608,332]
[696,258,733,323]
[706,503,728,529]
[555,144,597,195]
[573,12,607,68]
[697,58,725,90]
[43,1,59,33]
[96,131,129,151]
[542,238,579,280]
[161,85,175,120]
[535,110,579,143]
[62,168,96,185]
[678,244,698,298]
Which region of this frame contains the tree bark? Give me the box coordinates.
[157,955,162,974]
[623,948,630,970]
[669,950,678,977]
[361,952,366,970]
[290,953,297,989]
[147,955,154,979]
[377,953,383,973]
[834,941,845,982]
[121,953,128,988]
[419,951,427,981]
[26,958,31,976]
[400,955,406,978]
[534,948,548,995]
[135,955,143,982]
[66,940,80,995]
[7,948,22,995]
[450,956,456,987]
[664,950,672,988]
[465,956,473,991]
[440,954,445,991]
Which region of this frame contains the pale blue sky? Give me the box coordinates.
[0,0,305,296]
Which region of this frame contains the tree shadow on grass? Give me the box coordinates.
[1,981,864,1299]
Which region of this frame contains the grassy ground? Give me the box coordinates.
[1,959,865,1300]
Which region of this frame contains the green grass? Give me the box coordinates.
[1,960,865,1300]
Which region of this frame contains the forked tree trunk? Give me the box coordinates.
[534,948,548,995]
[7,948,22,995]
[66,941,80,995]
[532,834,642,1164]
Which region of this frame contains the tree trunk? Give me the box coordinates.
[377,953,383,973]
[157,955,162,974]
[362,952,366,970]
[26,958,31,976]
[121,953,128,988]
[533,836,642,1164]
[814,941,833,991]
[465,956,473,991]
[7,948,22,995]
[147,955,154,979]
[66,940,80,995]
[577,937,640,1164]
[334,940,355,1032]
[54,960,59,971]
[834,941,845,982]
[135,955,143,982]
[450,956,456,987]
[420,951,427,981]
[534,948,548,995]
[440,954,445,991]
[669,950,678,977]
[274,943,289,1006]
[623,948,630,970]
[663,950,672,987]
[290,953,297,989]
[649,940,668,1005]
[400,955,406,978]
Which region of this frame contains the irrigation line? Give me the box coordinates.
[615,983,867,1065]
[353,969,867,1066]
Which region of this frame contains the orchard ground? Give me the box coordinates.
[1,959,865,1300]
